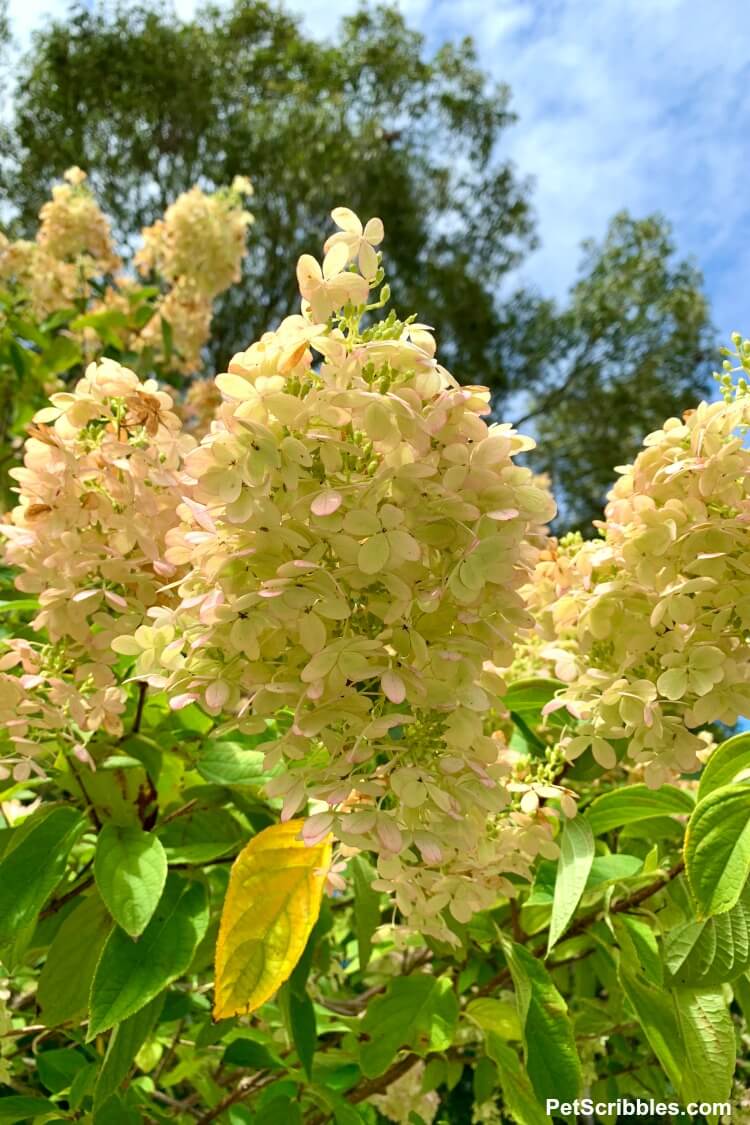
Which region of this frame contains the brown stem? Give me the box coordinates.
[132,680,148,734]
[194,1074,274,1125]
[566,857,685,940]
[475,857,685,997]
[510,898,524,943]
[39,874,95,920]
[152,1019,185,1083]
[158,799,198,827]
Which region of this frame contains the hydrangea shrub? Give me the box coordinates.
[0,205,747,1123]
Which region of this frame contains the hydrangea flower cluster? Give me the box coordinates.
[135,178,254,373]
[369,1060,439,1123]
[0,170,253,378]
[0,168,119,318]
[0,359,195,777]
[509,532,596,685]
[121,207,561,935]
[539,348,750,785]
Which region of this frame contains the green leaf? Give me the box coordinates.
[88,874,209,1036]
[37,892,113,1027]
[619,970,684,1093]
[587,854,643,885]
[195,741,269,787]
[95,824,167,938]
[256,1099,302,1125]
[289,902,332,998]
[502,677,564,714]
[503,939,582,1104]
[350,855,380,971]
[39,334,81,375]
[485,1035,548,1125]
[159,808,245,863]
[733,971,750,1018]
[284,987,316,1080]
[547,815,594,951]
[673,988,735,1107]
[613,914,662,986]
[585,784,693,836]
[465,997,521,1040]
[620,969,735,1108]
[0,1096,59,1122]
[69,1062,98,1112]
[685,784,750,916]
[358,975,458,1077]
[0,597,39,614]
[160,315,173,361]
[92,1092,142,1125]
[223,1037,283,1070]
[698,733,750,801]
[473,1056,498,1105]
[93,993,165,1111]
[36,1047,88,1093]
[664,880,750,986]
[0,806,84,949]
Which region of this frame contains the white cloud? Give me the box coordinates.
[418,0,750,340]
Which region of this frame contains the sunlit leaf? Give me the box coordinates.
[358,974,458,1077]
[685,784,750,917]
[585,784,693,836]
[547,816,594,952]
[214,819,331,1019]
[94,824,167,938]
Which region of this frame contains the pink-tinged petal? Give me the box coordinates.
[205,680,230,710]
[301,812,334,845]
[376,817,403,853]
[331,206,363,236]
[20,674,45,689]
[541,697,568,716]
[170,693,198,711]
[104,590,129,610]
[280,782,306,821]
[73,743,96,768]
[486,508,519,521]
[311,490,343,516]
[414,832,442,864]
[181,496,217,532]
[381,670,406,704]
[153,560,177,578]
[72,589,101,603]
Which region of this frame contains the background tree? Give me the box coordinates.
[510,212,715,530]
[0,0,715,530]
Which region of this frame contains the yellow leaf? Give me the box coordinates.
[213,820,331,1019]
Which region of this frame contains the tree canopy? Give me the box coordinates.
[0,0,715,530]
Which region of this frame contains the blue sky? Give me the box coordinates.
[6,0,750,346]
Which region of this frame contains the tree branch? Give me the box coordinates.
[475,857,685,997]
